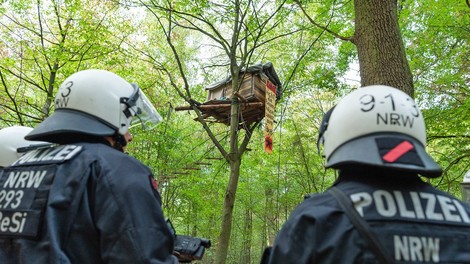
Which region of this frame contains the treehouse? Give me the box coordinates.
[175,62,282,127]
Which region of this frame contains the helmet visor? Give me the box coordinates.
[127,84,163,130]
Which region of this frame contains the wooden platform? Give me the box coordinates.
[175,62,282,128]
[203,99,264,126]
[175,99,265,127]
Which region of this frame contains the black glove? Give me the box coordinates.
[173,235,211,263]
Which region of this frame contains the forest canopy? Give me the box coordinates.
[0,0,468,263]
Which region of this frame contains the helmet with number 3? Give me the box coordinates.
[25,69,162,145]
[317,85,442,178]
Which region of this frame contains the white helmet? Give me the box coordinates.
[318,85,442,177]
[0,126,49,167]
[461,170,470,203]
[26,69,162,144]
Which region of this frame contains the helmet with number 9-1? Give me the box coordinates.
[25,69,162,146]
[0,126,50,168]
[317,85,442,178]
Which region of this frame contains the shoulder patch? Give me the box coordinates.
[0,165,56,238]
[11,145,83,166]
[148,175,162,204]
[150,176,158,191]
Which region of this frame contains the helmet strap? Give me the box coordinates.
[112,133,128,152]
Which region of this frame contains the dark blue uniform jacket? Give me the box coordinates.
[0,142,178,263]
[266,172,470,263]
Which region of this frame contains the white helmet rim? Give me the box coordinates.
[25,109,116,143]
[326,132,442,177]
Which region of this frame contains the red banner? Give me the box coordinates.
[264,80,276,154]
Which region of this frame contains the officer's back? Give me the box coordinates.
[0,69,178,263]
[263,85,470,263]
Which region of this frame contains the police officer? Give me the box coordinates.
[263,85,470,263]
[0,126,49,168]
[0,69,179,263]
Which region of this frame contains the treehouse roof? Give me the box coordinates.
[205,62,282,100]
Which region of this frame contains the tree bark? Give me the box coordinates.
[354,0,414,96]
[215,155,241,264]
[241,207,252,263]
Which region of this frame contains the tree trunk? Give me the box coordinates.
[354,0,414,96]
[214,58,243,264]
[264,188,278,248]
[241,207,252,264]
[42,63,59,118]
[215,156,241,264]
[261,189,268,253]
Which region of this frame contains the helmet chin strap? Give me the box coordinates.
[112,133,128,152]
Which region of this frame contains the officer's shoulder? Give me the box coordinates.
[86,143,150,171]
[302,191,337,206]
[79,143,126,157]
[288,191,340,221]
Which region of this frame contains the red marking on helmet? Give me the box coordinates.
[382,141,414,162]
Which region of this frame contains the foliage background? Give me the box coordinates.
[0,0,468,263]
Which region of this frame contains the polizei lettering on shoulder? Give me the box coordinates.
[349,190,470,263]
[11,145,82,166]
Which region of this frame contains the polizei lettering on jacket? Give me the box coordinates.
[0,165,55,238]
[350,190,470,223]
[350,190,470,263]
[11,145,82,166]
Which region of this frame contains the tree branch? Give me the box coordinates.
[295,0,353,42]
